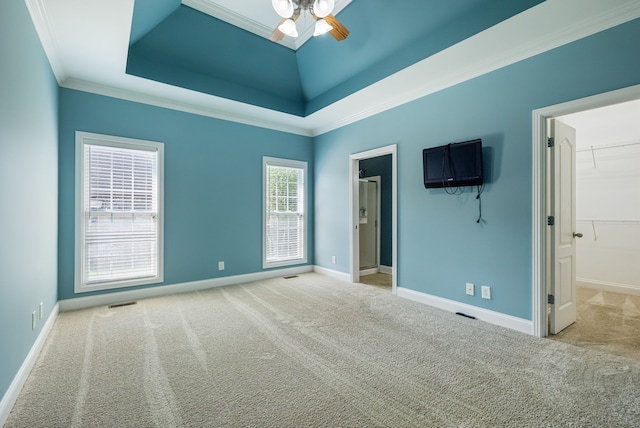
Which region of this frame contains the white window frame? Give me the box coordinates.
[75,131,164,293]
[263,157,308,269]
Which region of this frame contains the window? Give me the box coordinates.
[263,157,307,268]
[75,132,163,292]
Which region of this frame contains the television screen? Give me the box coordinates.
[423,139,483,188]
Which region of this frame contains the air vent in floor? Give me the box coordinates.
[108,301,137,309]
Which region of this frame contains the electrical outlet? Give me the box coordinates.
[39,302,43,319]
[481,285,491,299]
[32,311,37,330]
[218,261,225,271]
[465,282,474,296]
[331,256,336,264]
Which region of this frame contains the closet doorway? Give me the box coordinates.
[533,88,640,359]
[548,100,640,359]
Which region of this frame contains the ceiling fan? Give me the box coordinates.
[270,0,349,42]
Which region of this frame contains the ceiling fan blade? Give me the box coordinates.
[270,18,286,41]
[270,11,302,42]
[325,14,349,41]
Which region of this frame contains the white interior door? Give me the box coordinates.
[549,119,579,334]
[359,179,379,270]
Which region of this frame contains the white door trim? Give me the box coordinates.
[532,84,640,337]
[349,145,398,294]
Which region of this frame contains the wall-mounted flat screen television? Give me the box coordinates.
[423,139,483,188]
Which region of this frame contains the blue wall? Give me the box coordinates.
[314,18,640,320]
[58,89,314,300]
[359,155,392,267]
[0,0,59,405]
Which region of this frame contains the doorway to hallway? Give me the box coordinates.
[349,145,397,294]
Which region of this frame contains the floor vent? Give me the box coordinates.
[109,301,137,309]
[455,312,476,320]
[283,275,298,279]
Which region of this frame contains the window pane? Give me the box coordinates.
[264,160,306,267]
[85,214,157,282]
[80,136,161,289]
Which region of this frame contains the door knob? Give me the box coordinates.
[573,232,583,238]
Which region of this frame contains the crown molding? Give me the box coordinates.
[60,77,313,137]
[29,0,640,138]
[24,0,68,82]
[182,0,297,49]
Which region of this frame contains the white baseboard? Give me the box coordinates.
[313,265,351,282]
[59,266,314,312]
[396,287,534,335]
[0,303,59,427]
[379,265,393,275]
[359,266,393,276]
[577,278,640,296]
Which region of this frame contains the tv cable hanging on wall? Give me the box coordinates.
[422,139,485,223]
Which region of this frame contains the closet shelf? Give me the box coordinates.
[577,219,640,224]
[576,139,640,153]
[576,140,640,168]
[576,219,640,241]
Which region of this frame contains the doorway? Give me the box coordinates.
[547,101,640,358]
[349,145,397,294]
[532,84,640,342]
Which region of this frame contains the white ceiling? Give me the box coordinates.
[24,0,640,137]
[182,0,352,50]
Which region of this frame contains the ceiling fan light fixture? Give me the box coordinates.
[272,0,294,18]
[279,18,299,37]
[313,18,333,36]
[312,0,335,18]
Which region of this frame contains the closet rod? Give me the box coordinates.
[576,219,640,224]
[576,139,640,153]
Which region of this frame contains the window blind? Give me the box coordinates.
[264,162,306,266]
[82,144,159,285]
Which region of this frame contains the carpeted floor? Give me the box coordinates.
[6,273,640,427]
[549,286,640,360]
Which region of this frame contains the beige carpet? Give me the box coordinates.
[550,286,640,360]
[6,273,640,427]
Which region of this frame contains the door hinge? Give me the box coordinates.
[547,137,555,148]
[548,294,555,304]
[547,216,555,226]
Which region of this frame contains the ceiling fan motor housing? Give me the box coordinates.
[293,0,335,18]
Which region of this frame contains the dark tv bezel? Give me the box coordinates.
[422,139,483,189]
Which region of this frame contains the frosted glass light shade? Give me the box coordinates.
[313,18,333,36]
[312,0,335,18]
[272,0,294,18]
[279,18,299,37]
